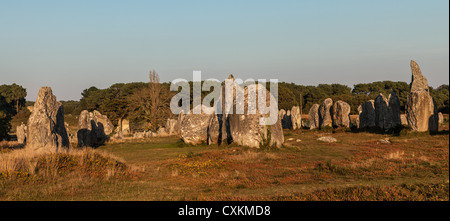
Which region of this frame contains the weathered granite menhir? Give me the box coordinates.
[180,75,284,148]
[77,110,114,147]
[26,87,69,151]
[406,60,439,132]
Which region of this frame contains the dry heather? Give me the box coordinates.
[0,146,134,182]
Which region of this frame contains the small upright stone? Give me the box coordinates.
[319,98,333,128]
[165,118,178,135]
[92,110,114,135]
[438,112,444,125]
[317,136,337,143]
[77,110,113,147]
[117,118,130,135]
[400,114,408,126]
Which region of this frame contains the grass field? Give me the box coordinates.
[0,124,448,201]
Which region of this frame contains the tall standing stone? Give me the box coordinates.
[77,110,112,147]
[406,60,439,132]
[374,94,392,130]
[358,100,376,129]
[388,91,402,127]
[332,100,351,128]
[309,104,320,130]
[226,79,284,148]
[319,98,333,128]
[27,87,69,151]
[291,106,302,130]
[207,111,227,145]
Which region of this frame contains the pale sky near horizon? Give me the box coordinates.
[0,0,448,101]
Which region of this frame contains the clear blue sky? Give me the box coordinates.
[0,0,448,101]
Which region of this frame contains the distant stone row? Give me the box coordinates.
[355,92,402,130]
[356,61,440,132]
[305,60,441,132]
[307,99,352,129]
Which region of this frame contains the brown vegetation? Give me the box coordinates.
[1,124,448,200]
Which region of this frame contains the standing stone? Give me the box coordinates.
[156,127,169,137]
[356,105,362,128]
[117,118,130,135]
[177,110,185,136]
[278,109,286,120]
[77,110,112,147]
[224,76,284,148]
[317,136,337,143]
[16,123,27,144]
[207,112,227,145]
[374,94,392,130]
[291,106,302,130]
[144,130,154,138]
[319,98,333,128]
[180,105,214,145]
[406,60,439,132]
[92,110,114,135]
[27,87,69,151]
[309,104,320,130]
[332,100,351,128]
[400,114,408,126]
[358,100,376,129]
[388,91,402,128]
[65,122,77,144]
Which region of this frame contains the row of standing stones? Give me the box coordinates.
[15,60,444,151]
[15,74,285,150]
[306,60,443,132]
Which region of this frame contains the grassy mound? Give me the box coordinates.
[0,147,133,183]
